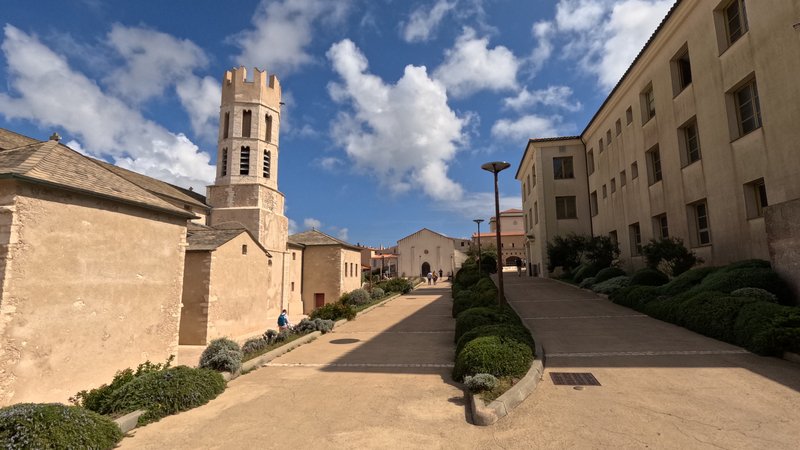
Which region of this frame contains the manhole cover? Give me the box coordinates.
[550,372,601,386]
[329,338,360,345]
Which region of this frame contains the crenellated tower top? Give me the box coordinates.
[221,66,281,109]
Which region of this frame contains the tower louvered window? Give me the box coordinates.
[242,110,252,137]
[221,148,228,176]
[263,150,271,178]
[240,146,250,175]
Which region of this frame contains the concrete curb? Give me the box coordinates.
[239,331,322,374]
[114,409,146,433]
[469,340,545,426]
[783,352,800,364]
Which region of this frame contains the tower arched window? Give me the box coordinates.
[221,148,228,176]
[223,112,230,139]
[266,114,273,142]
[242,110,252,138]
[240,146,250,175]
[263,150,271,178]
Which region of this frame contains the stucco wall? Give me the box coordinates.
[397,230,465,277]
[301,246,342,314]
[179,251,212,344]
[341,248,362,295]
[0,181,187,406]
[286,246,304,316]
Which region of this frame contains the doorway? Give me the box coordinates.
[314,293,325,308]
[421,261,431,276]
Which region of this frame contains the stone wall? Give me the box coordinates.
[766,198,800,304]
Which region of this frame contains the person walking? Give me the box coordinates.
[438,269,443,279]
[516,258,523,277]
[427,271,433,285]
[277,309,291,331]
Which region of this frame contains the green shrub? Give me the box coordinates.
[110,366,225,425]
[642,237,702,276]
[572,263,601,283]
[71,356,173,415]
[309,302,357,321]
[546,234,589,273]
[695,267,794,305]
[199,338,243,373]
[594,267,626,284]
[673,292,760,344]
[463,374,498,393]
[370,287,385,299]
[295,318,335,334]
[473,277,496,293]
[611,285,660,310]
[0,403,123,449]
[731,287,778,303]
[734,302,800,355]
[578,277,596,289]
[658,266,717,296]
[347,288,370,306]
[452,288,497,318]
[585,235,620,268]
[480,254,498,274]
[242,336,269,355]
[592,276,631,295]
[338,291,351,305]
[719,259,771,272]
[630,268,669,287]
[454,307,522,344]
[453,336,533,381]
[377,278,414,294]
[455,323,535,356]
[454,267,481,290]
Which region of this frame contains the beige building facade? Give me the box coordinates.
[474,208,528,266]
[396,228,470,277]
[516,0,800,276]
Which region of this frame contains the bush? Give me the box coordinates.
[454,307,522,344]
[347,288,370,306]
[109,366,225,425]
[242,336,270,355]
[264,329,278,341]
[592,276,631,295]
[452,288,498,318]
[546,234,588,273]
[594,267,626,284]
[585,235,620,268]
[611,285,661,310]
[572,263,601,283]
[479,254,498,274]
[309,302,356,321]
[453,336,533,381]
[719,259,771,272]
[199,338,243,373]
[275,330,290,343]
[463,374,498,393]
[731,287,779,303]
[453,267,482,291]
[71,356,173,415]
[642,237,702,276]
[296,318,335,334]
[0,403,123,449]
[579,277,596,289]
[695,267,794,305]
[630,268,669,287]
[473,277,496,293]
[455,323,535,356]
[370,287,385,299]
[734,302,800,355]
[314,318,335,334]
[377,278,414,294]
[658,266,717,297]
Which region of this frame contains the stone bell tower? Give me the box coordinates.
[207,67,288,252]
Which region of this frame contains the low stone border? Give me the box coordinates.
[469,340,545,426]
[784,352,800,364]
[114,409,145,433]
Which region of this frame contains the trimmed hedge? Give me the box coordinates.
[692,267,794,305]
[453,336,533,381]
[110,366,226,425]
[376,278,414,294]
[579,277,596,289]
[611,285,661,310]
[731,287,778,303]
[455,323,535,356]
[454,307,522,344]
[594,267,626,284]
[309,302,356,321]
[452,288,498,317]
[630,268,669,287]
[592,275,631,295]
[658,266,717,296]
[572,263,601,283]
[0,403,122,449]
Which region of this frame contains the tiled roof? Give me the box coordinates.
[0,128,39,150]
[472,231,526,238]
[0,137,194,219]
[185,222,269,254]
[527,136,581,143]
[289,229,360,250]
[96,160,209,209]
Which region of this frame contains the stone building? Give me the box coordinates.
[396,228,470,277]
[516,0,800,281]
[472,209,527,266]
[288,229,362,313]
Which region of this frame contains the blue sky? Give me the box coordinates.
[0,0,673,247]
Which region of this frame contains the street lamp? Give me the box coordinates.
[473,219,484,275]
[481,161,511,306]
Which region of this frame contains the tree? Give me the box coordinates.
[546,234,588,273]
[642,237,702,276]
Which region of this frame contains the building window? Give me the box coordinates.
[626,106,633,125]
[587,149,595,175]
[744,178,768,218]
[672,47,693,95]
[223,112,230,139]
[528,208,533,229]
[646,145,662,185]
[734,79,762,136]
[263,150,271,178]
[291,282,295,292]
[266,114,273,142]
[609,230,618,247]
[292,252,296,261]
[606,130,612,146]
[242,110,252,138]
[654,214,669,239]
[725,0,748,46]
[527,174,531,195]
[616,119,622,136]
[555,196,577,220]
[620,170,627,187]
[343,263,347,277]
[629,222,642,256]
[610,178,616,194]
[242,244,248,255]
[534,202,539,224]
[553,157,574,179]
[641,84,656,123]
[598,139,604,153]
[631,161,639,179]
[690,200,712,245]
[590,191,598,217]
[602,184,607,199]
[221,148,228,176]
[531,164,537,186]
[240,146,250,175]
[680,120,702,166]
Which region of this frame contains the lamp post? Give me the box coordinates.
[473,219,484,275]
[481,161,511,306]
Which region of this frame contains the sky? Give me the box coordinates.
[0,0,674,247]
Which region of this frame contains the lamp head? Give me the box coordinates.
[481,161,511,173]
[473,219,484,224]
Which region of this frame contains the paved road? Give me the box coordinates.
[120,278,800,449]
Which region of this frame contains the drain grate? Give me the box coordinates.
[549,372,601,386]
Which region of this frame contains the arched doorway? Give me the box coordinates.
[505,256,522,266]
[421,261,431,276]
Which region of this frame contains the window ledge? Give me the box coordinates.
[718,32,748,57]
[691,243,713,249]
[730,126,763,144]
[747,215,765,221]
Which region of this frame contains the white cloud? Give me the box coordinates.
[233,0,350,75]
[288,218,298,235]
[0,25,214,191]
[401,0,457,43]
[175,75,221,140]
[491,115,562,141]
[529,21,554,73]
[438,192,522,219]
[317,157,343,171]
[504,86,582,112]
[303,218,322,229]
[433,27,519,98]
[327,39,466,202]
[555,0,608,31]
[334,227,349,241]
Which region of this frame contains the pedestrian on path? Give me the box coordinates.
[438,269,443,279]
[516,258,522,277]
[427,271,433,285]
[433,272,438,285]
[277,309,291,331]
